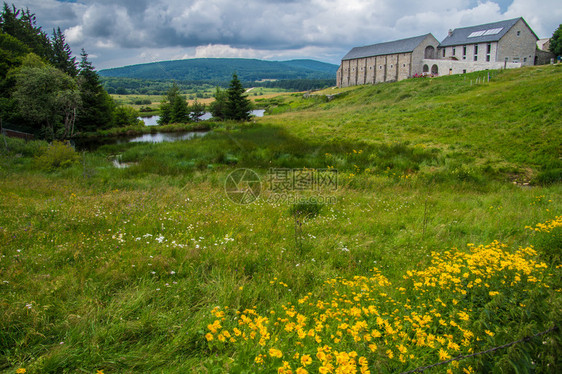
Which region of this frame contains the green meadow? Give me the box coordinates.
[1,65,561,373]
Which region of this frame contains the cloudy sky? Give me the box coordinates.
[8,0,561,70]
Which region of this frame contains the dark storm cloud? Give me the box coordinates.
[8,0,561,69]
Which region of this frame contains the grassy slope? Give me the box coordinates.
[0,66,560,373]
[262,65,561,177]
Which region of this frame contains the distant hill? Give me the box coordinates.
[99,58,339,82]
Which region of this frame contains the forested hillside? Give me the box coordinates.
[99,58,338,82]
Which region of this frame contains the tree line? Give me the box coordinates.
[0,3,139,139]
[158,73,253,124]
[100,77,336,96]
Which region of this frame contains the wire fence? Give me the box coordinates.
[400,326,559,374]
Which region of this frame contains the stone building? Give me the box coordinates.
[337,34,439,88]
[337,17,541,87]
[536,38,556,65]
[430,17,538,75]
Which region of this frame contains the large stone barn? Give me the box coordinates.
[337,34,439,88]
[338,17,542,87]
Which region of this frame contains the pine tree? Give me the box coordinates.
[75,49,114,132]
[189,99,206,122]
[225,73,252,121]
[158,83,189,124]
[51,27,77,76]
[0,4,52,61]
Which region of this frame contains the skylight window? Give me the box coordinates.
[483,28,503,35]
[467,27,503,38]
[468,31,485,38]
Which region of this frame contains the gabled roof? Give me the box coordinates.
[439,17,538,47]
[342,34,433,61]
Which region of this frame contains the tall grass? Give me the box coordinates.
[0,65,560,373]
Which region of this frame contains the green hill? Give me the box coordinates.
[98,58,338,82]
[260,64,562,183]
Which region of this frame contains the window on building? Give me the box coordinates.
[486,55,490,62]
[390,64,393,68]
[474,45,478,55]
[487,43,491,53]
[452,48,456,56]
[517,31,520,36]
[442,49,445,57]
[463,46,467,59]
[403,64,406,67]
[474,55,478,61]
[379,65,382,69]
[463,69,467,74]
[523,57,527,62]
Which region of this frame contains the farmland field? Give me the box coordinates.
[1,65,561,373]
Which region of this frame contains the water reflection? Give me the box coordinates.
[128,131,207,143]
[139,110,265,127]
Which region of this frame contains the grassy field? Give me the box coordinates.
[1,65,561,374]
[111,88,293,113]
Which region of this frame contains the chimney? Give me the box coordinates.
[448,29,453,37]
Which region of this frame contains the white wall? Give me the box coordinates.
[421,59,521,76]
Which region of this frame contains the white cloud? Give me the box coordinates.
[64,25,83,44]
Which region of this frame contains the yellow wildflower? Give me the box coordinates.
[438,348,451,361]
[300,354,312,367]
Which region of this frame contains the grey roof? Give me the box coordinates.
[342,34,432,61]
[439,17,537,47]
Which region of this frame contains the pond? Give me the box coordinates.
[74,130,209,150]
[139,110,265,126]
[128,131,207,143]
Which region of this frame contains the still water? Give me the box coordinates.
[139,110,265,126]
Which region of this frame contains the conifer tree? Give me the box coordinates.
[158,83,189,124]
[0,3,52,61]
[189,99,206,122]
[225,73,252,121]
[75,49,114,132]
[51,27,77,77]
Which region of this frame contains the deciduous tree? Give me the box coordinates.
[209,86,227,120]
[550,24,562,57]
[12,54,80,139]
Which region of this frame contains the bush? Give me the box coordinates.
[113,106,142,127]
[289,200,324,218]
[34,140,80,170]
[2,137,47,157]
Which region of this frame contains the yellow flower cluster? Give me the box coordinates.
[525,216,561,233]
[205,241,551,373]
